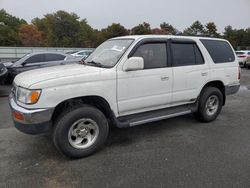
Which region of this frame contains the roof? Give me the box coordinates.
[113,35,227,42]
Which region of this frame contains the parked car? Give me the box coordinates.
[0,63,8,84]
[236,50,250,68]
[71,50,93,59]
[4,52,82,83]
[66,50,79,55]
[9,35,240,158]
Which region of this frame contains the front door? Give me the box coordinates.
[117,41,173,116]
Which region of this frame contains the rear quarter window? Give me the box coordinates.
[200,39,235,63]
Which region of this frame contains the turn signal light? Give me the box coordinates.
[30,91,40,104]
[13,111,24,121]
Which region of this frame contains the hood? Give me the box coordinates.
[14,63,105,88]
[3,62,14,68]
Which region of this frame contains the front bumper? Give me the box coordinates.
[9,93,54,135]
[225,83,240,95]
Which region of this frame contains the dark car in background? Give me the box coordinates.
[4,51,82,83]
[0,63,8,84]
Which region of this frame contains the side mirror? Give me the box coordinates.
[123,57,144,71]
[22,61,27,66]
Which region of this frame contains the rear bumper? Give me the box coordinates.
[225,83,240,95]
[9,93,54,135]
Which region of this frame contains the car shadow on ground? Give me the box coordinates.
[30,114,201,161]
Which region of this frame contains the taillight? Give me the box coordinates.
[238,55,246,58]
[238,67,241,80]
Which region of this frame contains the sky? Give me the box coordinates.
[0,0,250,33]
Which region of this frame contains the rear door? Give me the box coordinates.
[170,39,210,106]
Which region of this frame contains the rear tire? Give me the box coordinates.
[52,104,109,158]
[195,87,223,123]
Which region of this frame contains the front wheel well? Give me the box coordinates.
[201,81,226,105]
[51,96,113,122]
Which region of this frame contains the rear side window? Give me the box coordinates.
[132,43,167,69]
[45,54,65,62]
[171,43,204,66]
[200,39,235,63]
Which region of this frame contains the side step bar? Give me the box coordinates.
[130,110,191,126]
[115,104,197,128]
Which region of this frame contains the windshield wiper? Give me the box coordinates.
[85,61,107,68]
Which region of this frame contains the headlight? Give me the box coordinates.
[16,87,41,104]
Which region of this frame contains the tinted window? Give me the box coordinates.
[171,43,204,66]
[201,39,235,63]
[236,52,244,55]
[248,52,250,55]
[194,45,204,65]
[132,43,167,69]
[45,54,65,62]
[78,52,85,55]
[25,54,46,64]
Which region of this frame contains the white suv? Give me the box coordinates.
[236,50,250,68]
[9,35,240,158]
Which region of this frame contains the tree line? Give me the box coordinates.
[0,9,249,49]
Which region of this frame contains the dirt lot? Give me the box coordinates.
[0,69,250,188]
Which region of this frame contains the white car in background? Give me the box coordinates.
[236,50,250,68]
[71,50,93,59]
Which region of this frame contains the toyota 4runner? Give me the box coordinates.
[9,35,240,158]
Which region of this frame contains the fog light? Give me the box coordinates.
[13,111,24,121]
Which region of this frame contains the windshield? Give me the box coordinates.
[14,53,30,65]
[85,39,134,67]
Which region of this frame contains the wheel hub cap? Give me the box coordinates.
[205,95,219,116]
[68,118,99,149]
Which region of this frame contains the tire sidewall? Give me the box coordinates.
[198,87,223,122]
[53,105,109,158]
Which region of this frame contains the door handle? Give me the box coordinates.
[161,76,169,81]
[201,72,208,76]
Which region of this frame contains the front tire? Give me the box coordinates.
[195,87,223,123]
[52,105,109,158]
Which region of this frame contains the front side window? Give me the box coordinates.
[45,54,65,62]
[25,54,46,64]
[85,39,134,67]
[171,43,204,66]
[132,43,167,69]
[201,39,235,63]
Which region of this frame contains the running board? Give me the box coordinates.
[116,104,195,128]
[130,110,191,126]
